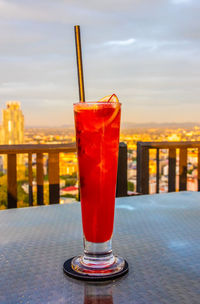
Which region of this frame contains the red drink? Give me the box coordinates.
[68,99,126,277]
[74,102,121,243]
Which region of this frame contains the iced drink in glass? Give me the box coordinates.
[72,99,125,276]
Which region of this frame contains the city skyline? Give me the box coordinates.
[0,0,200,126]
[0,100,200,210]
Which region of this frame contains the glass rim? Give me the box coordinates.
[73,101,121,106]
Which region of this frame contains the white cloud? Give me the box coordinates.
[171,0,191,4]
[104,38,136,46]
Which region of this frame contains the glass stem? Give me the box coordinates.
[81,238,115,268]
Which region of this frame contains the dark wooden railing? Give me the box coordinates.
[137,141,200,194]
[1,142,127,208]
[116,142,127,197]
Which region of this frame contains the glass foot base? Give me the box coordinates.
[72,254,125,276]
[63,257,128,281]
[63,239,129,281]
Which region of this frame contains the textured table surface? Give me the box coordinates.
[0,191,200,304]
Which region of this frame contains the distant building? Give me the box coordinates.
[59,153,77,176]
[2,101,24,145]
[1,101,24,173]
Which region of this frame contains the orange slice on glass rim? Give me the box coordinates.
[97,94,120,126]
[98,94,119,103]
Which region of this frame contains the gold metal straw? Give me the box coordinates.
[74,25,85,103]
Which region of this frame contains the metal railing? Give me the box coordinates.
[0,142,127,208]
[137,141,200,194]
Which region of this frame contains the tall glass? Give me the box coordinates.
[72,101,125,276]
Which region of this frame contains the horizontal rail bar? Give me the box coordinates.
[0,143,76,154]
[138,141,200,149]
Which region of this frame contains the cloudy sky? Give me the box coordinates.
[0,0,199,126]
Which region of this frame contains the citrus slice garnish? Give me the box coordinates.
[98,94,119,103]
[97,94,120,127]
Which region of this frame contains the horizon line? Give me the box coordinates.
[23,121,200,128]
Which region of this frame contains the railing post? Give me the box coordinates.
[116,142,127,197]
[7,154,17,208]
[36,153,44,205]
[28,153,33,206]
[168,148,176,192]
[198,148,200,191]
[142,146,149,194]
[48,152,60,204]
[137,143,149,194]
[137,142,141,193]
[156,148,160,193]
[179,148,187,191]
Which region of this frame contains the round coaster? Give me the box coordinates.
[63,257,129,281]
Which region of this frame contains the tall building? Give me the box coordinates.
[1,101,25,174]
[2,101,24,145]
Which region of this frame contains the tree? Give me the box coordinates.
[128,181,134,192]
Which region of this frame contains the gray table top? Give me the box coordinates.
[0,191,200,304]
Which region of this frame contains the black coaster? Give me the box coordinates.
[63,257,129,282]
